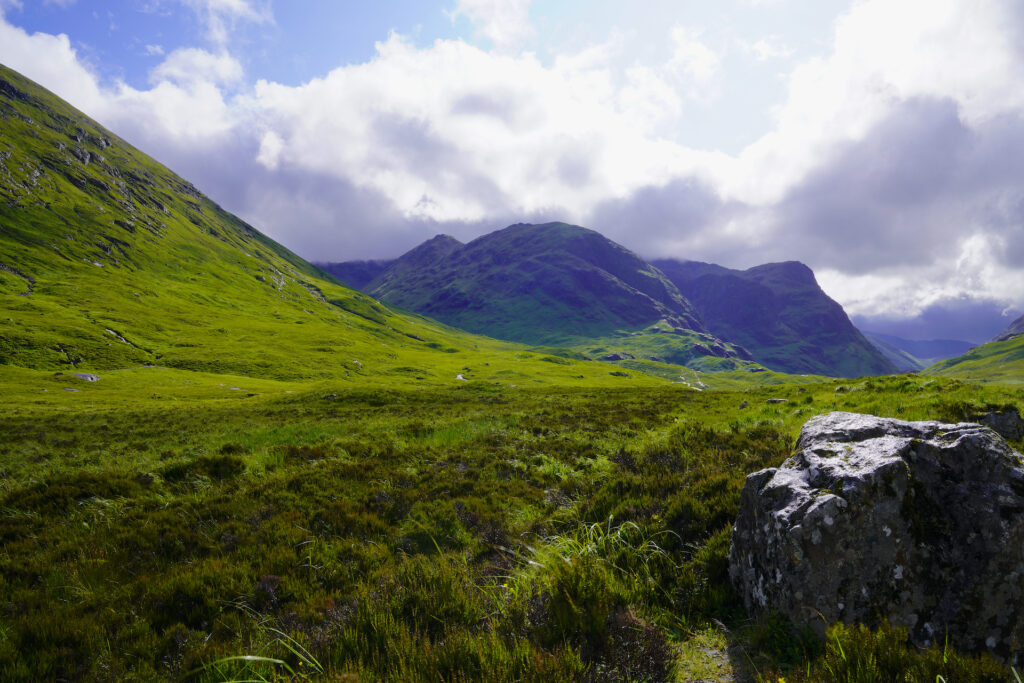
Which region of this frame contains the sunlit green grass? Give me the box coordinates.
[1,372,1020,680]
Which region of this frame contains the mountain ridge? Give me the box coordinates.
[649,258,896,377]
[354,222,718,346]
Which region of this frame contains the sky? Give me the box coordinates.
[2,0,1024,342]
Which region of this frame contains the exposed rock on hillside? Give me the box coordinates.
[729,411,1024,664]
[993,313,1024,343]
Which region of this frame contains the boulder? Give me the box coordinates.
[728,411,1024,664]
[70,372,99,382]
[980,408,1024,441]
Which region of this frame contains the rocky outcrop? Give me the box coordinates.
[993,313,1024,343]
[981,409,1024,441]
[729,411,1024,664]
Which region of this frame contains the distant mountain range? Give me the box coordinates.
[321,224,898,378]
[862,333,975,372]
[326,223,757,371]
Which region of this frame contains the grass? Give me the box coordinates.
[1,370,1021,680]
[924,335,1024,384]
[2,61,1022,682]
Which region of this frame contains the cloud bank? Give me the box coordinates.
[2,0,1024,338]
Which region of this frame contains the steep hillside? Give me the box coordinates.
[352,223,751,369]
[923,335,1024,384]
[865,333,924,372]
[653,259,896,377]
[993,313,1024,342]
[865,332,974,369]
[0,64,654,387]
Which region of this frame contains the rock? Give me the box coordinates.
[738,401,749,409]
[980,408,1024,441]
[70,373,99,381]
[765,398,787,404]
[603,353,625,361]
[728,411,1024,664]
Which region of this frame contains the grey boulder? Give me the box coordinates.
[980,408,1024,441]
[729,411,1024,664]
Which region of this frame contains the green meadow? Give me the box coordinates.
[1,369,1019,681]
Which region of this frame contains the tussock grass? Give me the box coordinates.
[0,374,1021,680]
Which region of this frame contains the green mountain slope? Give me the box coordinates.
[334,222,753,369]
[0,64,659,387]
[653,259,897,377]
[923,335,1024,384]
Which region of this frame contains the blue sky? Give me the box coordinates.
[2,0,1024,341]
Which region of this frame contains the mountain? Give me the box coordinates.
[993,313,1024,342]
[864,332,974,369]
[0,64,650,387]
[652,259,897,377]
[865,334,924,372]
[318,258,393,290]
[351,224,745,362]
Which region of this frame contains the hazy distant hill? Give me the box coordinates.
[652,259,896,377]
[992,313,1024,342]
[864,332,974,370]
[318,258,393,290]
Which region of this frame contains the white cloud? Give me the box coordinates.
[2,0,1024,329]
[450,0,533,52]
[725,0,1024,205]
[150,47,243,86]
[667,26,721,98]
[0,19,105,113]
[145,44,165,56]
[170,0,271,45]
[743,36,794,61]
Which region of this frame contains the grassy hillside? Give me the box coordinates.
[654,259,896,377]
[0,64,666,389]
[924,335,1024,384]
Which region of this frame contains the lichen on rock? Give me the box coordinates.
[728,411,1024,664]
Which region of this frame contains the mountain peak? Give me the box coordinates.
[361,221,715,346]
[992,313,1024,343]
[652,257,895,377]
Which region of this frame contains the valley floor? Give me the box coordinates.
[0,368,1019,681]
